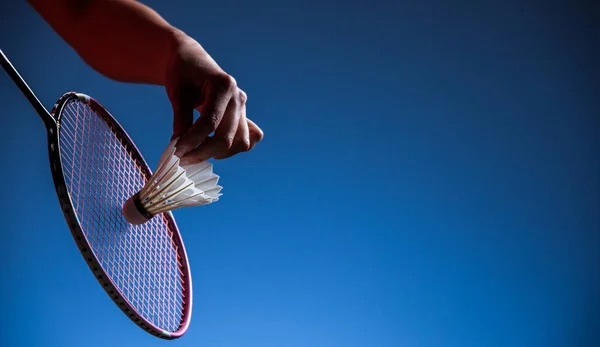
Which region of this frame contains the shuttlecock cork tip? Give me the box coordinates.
[122,194,151,225]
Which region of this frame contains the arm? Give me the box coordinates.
[28,0,186,85]
[28,0,263,164]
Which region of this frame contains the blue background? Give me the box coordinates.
[0,1,598,346]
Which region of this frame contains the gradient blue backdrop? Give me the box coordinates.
[0,1,598,346]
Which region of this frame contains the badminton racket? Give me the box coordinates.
[0,48,193,340]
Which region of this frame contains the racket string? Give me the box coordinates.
[58,100,185,332]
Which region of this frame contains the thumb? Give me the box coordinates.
[171,104,193,142]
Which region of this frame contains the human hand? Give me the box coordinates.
[165,33,263,165]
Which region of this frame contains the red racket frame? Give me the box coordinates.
[0,49,193,339]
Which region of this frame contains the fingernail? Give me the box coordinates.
[174,146,188,157]
[179,157,191,166]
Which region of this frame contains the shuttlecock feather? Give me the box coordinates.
[122,139,223,224]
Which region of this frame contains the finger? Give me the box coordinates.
[209,90,243,158]
[179,92,241,164]
[174,75,236,157]
[213,103,250,160]
[246,118,264,149]
[171,105,194,141]
[167,81,204,141]
[179,136,217,165]
[202,91,245,162]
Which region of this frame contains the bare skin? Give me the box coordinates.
[28,0,263,164]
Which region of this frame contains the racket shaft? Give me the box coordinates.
[0,49,54,126]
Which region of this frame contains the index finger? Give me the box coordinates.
[174,76,236,157]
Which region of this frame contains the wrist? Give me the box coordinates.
[160,29,188,84]
[164,30,224,83]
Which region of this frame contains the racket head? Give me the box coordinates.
[47,92,192,339]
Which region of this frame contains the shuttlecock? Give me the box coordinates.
[122,139,223,225]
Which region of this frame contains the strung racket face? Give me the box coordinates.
[50,93,192,339]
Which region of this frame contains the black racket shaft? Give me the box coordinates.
[0,49,54,126]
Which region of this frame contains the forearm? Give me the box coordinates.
[28,0,183,85]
